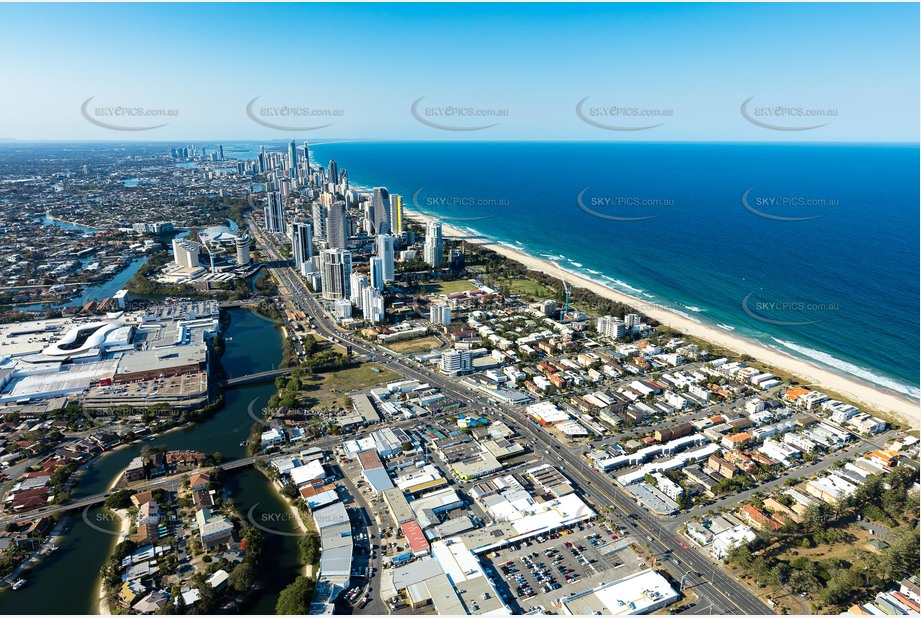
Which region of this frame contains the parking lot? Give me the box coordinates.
[480,520,649,611]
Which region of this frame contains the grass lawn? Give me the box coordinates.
[311,333,353,357]
[298,363,400,410]
[501,277,558,300]
[422,280,478,295]
[385,335,444,354]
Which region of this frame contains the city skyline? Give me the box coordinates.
[0,3,917,142]
[0,3,916,615]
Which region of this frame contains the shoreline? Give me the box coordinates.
[266,473,317,579]
[95,507,131,615]
[402,209,919,430]
[44,214,98,232]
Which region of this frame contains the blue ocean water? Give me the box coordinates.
[236,141,920,399]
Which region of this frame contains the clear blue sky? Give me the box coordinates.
[0,2,917,141]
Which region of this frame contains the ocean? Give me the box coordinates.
[230,141,920,400]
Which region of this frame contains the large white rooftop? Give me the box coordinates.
[560,568,679,615]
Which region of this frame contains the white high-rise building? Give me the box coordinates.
[625,313,642,329]
[350,272,369,306]
[264,191,286,234]
[423,221,443,268]
[369,257,384,291]
[430,302,452,326]
[311,201,328,241]
[375,234,395,283]
[597,315,626,339]
[440,349,472,376]
[291,222,313,272]
[319,248,352,301]
[172,238,201,268]
[333,299,352,320]
[326,200,348,250]
[361,286,385,324]
[235,235,251,266]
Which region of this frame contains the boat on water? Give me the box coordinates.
[11,579,27,590]
[239,440,248,447]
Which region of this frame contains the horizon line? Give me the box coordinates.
[0,138,918,146]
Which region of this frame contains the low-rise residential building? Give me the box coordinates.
[260,427,285,449]
[196,509,234,550]
[710,524,757,559]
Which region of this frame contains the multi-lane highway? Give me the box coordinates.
[246,217,774,615]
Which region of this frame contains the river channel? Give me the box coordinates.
[0,309,303,614]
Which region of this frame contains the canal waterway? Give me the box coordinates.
[0,308,302,614]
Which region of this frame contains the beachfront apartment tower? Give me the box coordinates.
[172,238,201,269]
[390,193,403,234]
[319,248,352,301]
[264,191,286,234]
[597,315,626,339]
[327,159,339,187]
[424,221,443,268]
[371,187,391,235]
[326,200,348,250]
[291,222,313,272]
[375,234,395,283]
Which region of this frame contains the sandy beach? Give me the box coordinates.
[273,480,318,578]
[402,210,919,430]
[96,507,132,615]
